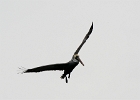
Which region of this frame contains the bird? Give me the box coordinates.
[19,22,93,83]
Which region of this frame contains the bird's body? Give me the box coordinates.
[61,58,79,78]
[20,22,93,83]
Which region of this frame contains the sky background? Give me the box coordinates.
[0,0,140,100]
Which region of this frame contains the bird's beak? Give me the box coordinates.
[77,56,84,66]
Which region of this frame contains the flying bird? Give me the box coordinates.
[19,22,93,83]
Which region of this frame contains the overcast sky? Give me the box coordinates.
[0,0,140,100]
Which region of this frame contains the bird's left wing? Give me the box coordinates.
[23,63,68,73]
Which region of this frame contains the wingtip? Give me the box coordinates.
[17,66,27,74]
[90,22,93,29]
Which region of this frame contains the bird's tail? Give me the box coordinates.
[17,66,27,74]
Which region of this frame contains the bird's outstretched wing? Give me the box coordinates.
[74,22,93,55]
[22,63,68,73]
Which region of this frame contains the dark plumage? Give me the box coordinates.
[20,22,93,83]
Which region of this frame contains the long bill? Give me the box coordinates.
[77,56,84,66]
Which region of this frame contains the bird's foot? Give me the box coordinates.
[65,77,68,83]
[60,74,65,79]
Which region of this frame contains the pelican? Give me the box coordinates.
[19,22,93,83]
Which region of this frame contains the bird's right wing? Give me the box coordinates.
[23,63,68,73]
[74,22,93,55]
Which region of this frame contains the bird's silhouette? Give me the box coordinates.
[19,22,93,83]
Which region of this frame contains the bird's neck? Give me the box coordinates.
[72,58,78,63]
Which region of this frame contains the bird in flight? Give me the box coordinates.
[19,22,93,83]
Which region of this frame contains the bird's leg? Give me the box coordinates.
[65,76,68,83]
[68,73,70,79]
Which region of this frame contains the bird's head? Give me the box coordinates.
[72,54,84,66]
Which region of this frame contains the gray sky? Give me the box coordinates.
[0,0,140,100]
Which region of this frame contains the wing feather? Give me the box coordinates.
[74,22,93,55]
